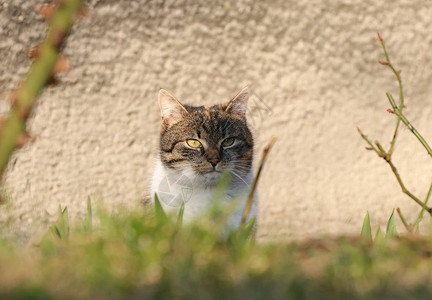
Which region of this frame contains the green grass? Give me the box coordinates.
[1,203,432,299]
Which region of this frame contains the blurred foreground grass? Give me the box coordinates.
[1,204,432,300]
[1,3,431,297]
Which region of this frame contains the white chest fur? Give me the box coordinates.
[150,158,258,230]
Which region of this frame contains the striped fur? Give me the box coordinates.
[150,87,257,230]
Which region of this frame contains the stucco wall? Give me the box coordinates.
[1,0,432,243]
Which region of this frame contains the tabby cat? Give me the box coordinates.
[150,87,257,230]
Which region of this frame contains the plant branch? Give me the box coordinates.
[387,159,432,215]
[0,0,83,184]
[358,33,432,218]
[357,129,432,215]
[356,127,381,156]
[378,33,404,156]
[241,136,276,227]
[387,93,432,158]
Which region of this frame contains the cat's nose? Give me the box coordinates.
[208,159,220,167]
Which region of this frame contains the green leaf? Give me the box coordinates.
[40,224,59,256]
[375,226,384,242]
[241,217,256,241]
[40,205,70,253]
[228,217,256,258]
[56,205,69,240]
[385,209,397,238]
[50,224,61,239]
[154,193,167,222]
[83,197,92,232]
[176,201,185,227]
[361,211,372,240]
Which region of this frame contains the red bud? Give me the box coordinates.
[6,92,17,106]
[28,45,40,59]
[53,55,70,74]
[79,7,90,19]
[36,3,55,22]
[377,32,383,42]
[51,29,66,49]
[378,60,389,66]
[387,109,394,114]
[17,133,36,148]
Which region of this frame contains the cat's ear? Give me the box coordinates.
[158,89,188,127]
[225,86,249,118]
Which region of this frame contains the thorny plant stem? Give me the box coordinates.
[241,137,276,227]
[0,0,83,184]
[375,141,386,157]
[379,34,405,156]
[387,159,432,215]
[360,127,432,215]
[357,127,381,156]
[358,33,432,217]
[387,93,432,158]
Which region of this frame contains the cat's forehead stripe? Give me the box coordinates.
[203,110,211,121]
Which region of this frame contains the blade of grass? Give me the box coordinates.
[83,197,92,232]
[361,211,372,240]
[386,209,397,237]
[375,226,384,242]
[413,182,432,230]
[50,224,61,239]
[241,217,256,241]
[56,205,69,240]
[241,136,276,227]
[176,201,185,227]
[154,193,167,222]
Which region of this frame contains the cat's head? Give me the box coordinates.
[157,87,254,186]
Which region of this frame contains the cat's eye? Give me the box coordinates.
[221,137,235,148]
[186,139,202,148]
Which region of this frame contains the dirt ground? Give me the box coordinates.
[1,0,432,244]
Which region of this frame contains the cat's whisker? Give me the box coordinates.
[234,166,250,171]
[230,170,251,189]
[231,167,248,173]
[233,165,251,169]
[232,163,251,173]
[233,170,249,177]
[233,161,251,166]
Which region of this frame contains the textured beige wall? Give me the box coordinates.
[1,0,432,243]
